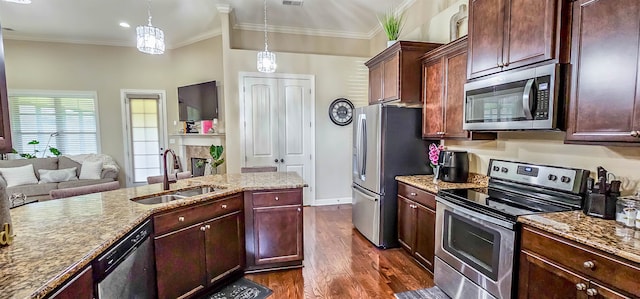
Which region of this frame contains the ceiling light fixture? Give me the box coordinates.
[257,0,276,73]
[119,22,131,28]
[136,0,165,55]
[3,0,31,4]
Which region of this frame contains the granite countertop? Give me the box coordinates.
[0,172,306,299]
[518,211,640,265]
[395,173,488,193]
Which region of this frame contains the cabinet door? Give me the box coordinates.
[468,0,505,79]
[0,24,12,153]
[204,211,245,285]
[49,266,93,299]
[369,63,383,104]
[518,251,586,299]
[253,205,303,265]
[155,224,206,299]
[443,51,468,139]
[503,0,557,70]
[566,0,640,143]
[383,53,399,101]
[397,196,416,253]
[413,204,436,272]
[587,281,634,299]
[422,60,444,138]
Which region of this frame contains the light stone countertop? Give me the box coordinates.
[0,172,306,299]
[518,211,640,265]
[395,173,489,194]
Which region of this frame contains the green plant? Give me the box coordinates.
[11,139,61,159]
[195,145,224,169]
[378,9,405,41]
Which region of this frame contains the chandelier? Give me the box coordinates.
[257,0,276,73]
[136,0,165,55]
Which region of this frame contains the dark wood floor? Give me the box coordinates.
[245,204,435,298]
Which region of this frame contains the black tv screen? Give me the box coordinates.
[178,80,218,121]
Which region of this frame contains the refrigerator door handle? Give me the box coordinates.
[353,184,378,201]
[360,117,367,180]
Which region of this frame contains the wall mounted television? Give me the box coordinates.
[178,80,218,121]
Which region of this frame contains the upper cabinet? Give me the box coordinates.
[565,0,640,144]
[366,41,441,105]
[467,0,571,79]
[421,37,495,140]
[0,23,13,153]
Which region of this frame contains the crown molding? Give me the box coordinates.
[233,23,370,40]
[171,29,222,49]
[216,4,233,14]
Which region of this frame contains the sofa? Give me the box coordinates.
[0,154,120,201]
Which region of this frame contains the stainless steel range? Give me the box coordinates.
[434,159,590,299]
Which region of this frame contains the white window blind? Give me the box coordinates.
[8,91,100,157]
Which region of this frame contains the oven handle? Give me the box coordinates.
[522,78,535,120]
[437,197,515,229]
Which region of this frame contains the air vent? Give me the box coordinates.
[282,0,303,6]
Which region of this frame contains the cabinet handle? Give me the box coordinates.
[504,62,510,67]
[178,216,185,222]
[576,283,587,291]
[275,196,279,201]
[631,131,640,137]
[583,261,595,269]
[410,192,417,196]
[586,288,598,296]
[221,204,227,209]
[297,207,301,212]
[205,224,211,229]
[498,62,504,67]
[200,226,206,231]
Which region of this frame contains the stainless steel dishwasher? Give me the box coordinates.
[95,219,156,299]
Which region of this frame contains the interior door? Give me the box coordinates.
[243,77,279,168]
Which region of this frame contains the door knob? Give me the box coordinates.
[280,159,284,163]
[274,159,279,163]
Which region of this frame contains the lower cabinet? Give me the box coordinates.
[397,182,436,273]
[154,194,244,299]
[48,266,93,299]
[245,188,303,271]
[519,225,638,299]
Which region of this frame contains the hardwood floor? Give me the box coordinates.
[245,204,435,298]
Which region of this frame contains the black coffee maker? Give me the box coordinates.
[436,150,469,183]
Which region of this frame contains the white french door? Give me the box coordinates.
[241,74,315,205]
[121,90,167,186]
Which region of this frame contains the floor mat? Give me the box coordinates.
[394,286,450,299]
[202,277,272,299]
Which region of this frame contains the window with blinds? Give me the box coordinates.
[8,91,100,157]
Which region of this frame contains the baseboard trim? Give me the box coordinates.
[313,197,352,206]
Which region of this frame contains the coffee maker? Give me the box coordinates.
[436,150,469,183]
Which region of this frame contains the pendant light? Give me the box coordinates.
[136,0,165,55]
[257,0,277,73]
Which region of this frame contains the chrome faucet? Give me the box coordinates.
[162,149,179,190]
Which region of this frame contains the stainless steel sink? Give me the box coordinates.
[132,186,215,205]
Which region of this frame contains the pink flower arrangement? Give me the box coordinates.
[428,143,444,167]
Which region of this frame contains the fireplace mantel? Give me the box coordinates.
[169,133,226,173]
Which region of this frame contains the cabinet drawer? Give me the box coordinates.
[252,189,301,208]
[397,182,435,210]
[521,226,640,297]
[155,194,242,236]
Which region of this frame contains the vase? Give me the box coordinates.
[387,40,397,47]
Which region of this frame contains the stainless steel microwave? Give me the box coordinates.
[463,63,565,131]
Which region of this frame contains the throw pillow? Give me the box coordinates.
[38,167,78,184]
[79,160,103,180]
[0,164,39,187]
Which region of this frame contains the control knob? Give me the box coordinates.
[548,174,558,181]
[561,176,572,183]
[501,167,508,173]
[493,166,500,172]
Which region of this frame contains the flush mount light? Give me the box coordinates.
[3,0,32,4]
[119,22,131,28]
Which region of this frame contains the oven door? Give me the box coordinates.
[435,199,515,299]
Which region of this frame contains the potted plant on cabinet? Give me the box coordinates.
[378,8,405,47]
[195,145,225,175]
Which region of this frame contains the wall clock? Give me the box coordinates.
[328,98,354,126]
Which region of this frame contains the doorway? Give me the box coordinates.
[121,90,167,186]
[239,73,315,205]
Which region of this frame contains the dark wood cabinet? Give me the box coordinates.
[396,182,436,273]
[467,0,569,79]
[245,188,303,272]
[0,22,13,153]
[519,225,638,298]
[421,37,495,140]
[154,194,244,299]
[48,266,93,299]
[366,41,441,104]
[565,0,640,144]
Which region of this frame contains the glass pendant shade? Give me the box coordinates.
[136,25,165,55]
[257,50,277,73]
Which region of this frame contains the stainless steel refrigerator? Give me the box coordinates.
[352,104,432,248]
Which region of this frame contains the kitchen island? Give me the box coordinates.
[0,172,306,299]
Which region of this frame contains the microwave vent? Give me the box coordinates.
[282,0,303,6]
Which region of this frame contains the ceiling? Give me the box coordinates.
[0,0,411,49]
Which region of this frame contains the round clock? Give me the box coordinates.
[328,98,354,126]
